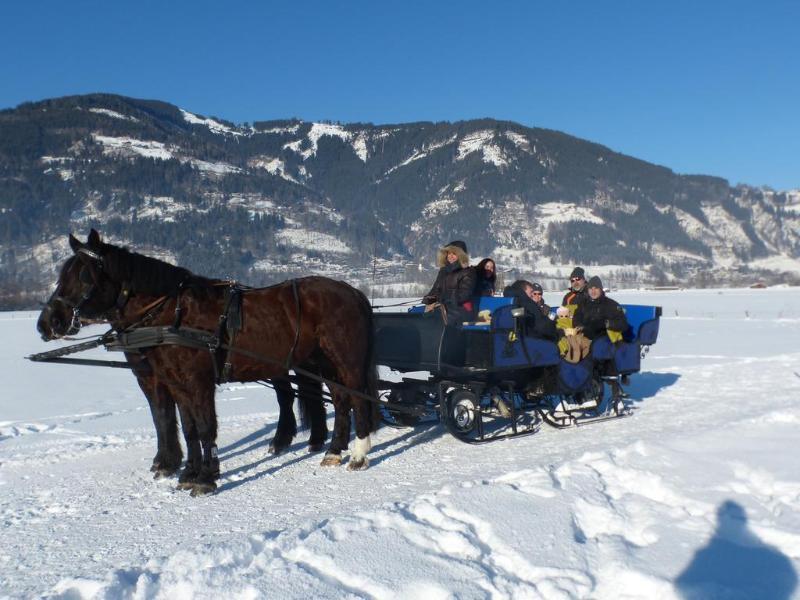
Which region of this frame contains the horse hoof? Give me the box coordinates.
[347,457,370,471]
[190,482,217,497]
[307,442,325,453]
[320,453,342,467]
[268,443,288,456]
[176,481,196,491]
[152,468,175,480]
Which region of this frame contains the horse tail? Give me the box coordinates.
[296,385,309,431]
[293,373,324,432]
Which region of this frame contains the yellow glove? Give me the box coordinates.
[607,329,623,344]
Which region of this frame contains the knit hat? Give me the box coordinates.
[447,240,468,254]
[531,282,543,293]
[569,266,585,280]
[587,276,603,289]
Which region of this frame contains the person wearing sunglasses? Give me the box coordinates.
[528,282,551,317]
[502,280,558,341]
[561,266,588,308]
[555,266,589,336]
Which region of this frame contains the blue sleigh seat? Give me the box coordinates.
[587,304,661,374]
[490,304,560,369]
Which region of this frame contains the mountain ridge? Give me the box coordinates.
[1,93,798,308]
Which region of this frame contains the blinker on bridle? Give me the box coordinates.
[47,248,105,336]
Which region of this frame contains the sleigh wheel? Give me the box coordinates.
[446,388,480,436]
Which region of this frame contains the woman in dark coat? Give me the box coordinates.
[474,258,497,296]
[423,240,476,325]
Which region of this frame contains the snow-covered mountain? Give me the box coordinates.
[1,94,798,307]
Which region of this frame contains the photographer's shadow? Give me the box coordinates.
[676,500,797,599]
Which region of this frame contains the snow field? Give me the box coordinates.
[1,288,799,598]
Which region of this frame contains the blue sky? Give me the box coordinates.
[2,0,798,189]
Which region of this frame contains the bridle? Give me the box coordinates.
[43,248,104,337]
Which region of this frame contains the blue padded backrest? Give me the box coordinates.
[477,296,515,313]
[408,296,514,317]
[492,304,516,331]
[620,304,661,342]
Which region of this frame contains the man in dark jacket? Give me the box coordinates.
[530,282,551,317]
[561,266,589,308]
[423,240,476,325]
[573,276,628,340]
[503,280,559,341]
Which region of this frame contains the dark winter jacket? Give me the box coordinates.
[573,293,628,340]
[535,300,552,318]
[561,285,589,308]
[503,283,559,341]
[424,243,476,324]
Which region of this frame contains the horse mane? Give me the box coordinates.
[100,242,218,297]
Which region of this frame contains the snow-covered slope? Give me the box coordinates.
[4,95,800,307]
[2,288,800,598]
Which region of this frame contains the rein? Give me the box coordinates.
[371,299,423,309]
[27,325,425,417]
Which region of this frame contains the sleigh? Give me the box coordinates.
[374,297,662,443]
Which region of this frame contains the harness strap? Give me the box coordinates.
[214,284,243,383]
[28,326,425,417]
[286,279,301,370]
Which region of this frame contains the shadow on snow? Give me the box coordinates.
[675,500,797,599]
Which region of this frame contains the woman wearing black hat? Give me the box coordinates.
[423,240,477,325]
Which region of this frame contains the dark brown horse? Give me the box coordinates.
[37,230,379,494]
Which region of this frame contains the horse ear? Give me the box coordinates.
[88,229,101,248]
[69,233,83,253]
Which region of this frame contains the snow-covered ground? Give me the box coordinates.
[2,288,800,599]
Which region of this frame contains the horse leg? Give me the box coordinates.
[269,376,297,455]
[132,364,183,478]
[176,402,202,490]
[190,387,220,497]
[320,388,350,467]
[299,376,327,452]
[317,339,376,469]
[348,397,374,471]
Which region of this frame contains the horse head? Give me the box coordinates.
[37,229,121,340]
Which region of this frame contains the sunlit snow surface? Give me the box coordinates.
[1,288,799,598]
